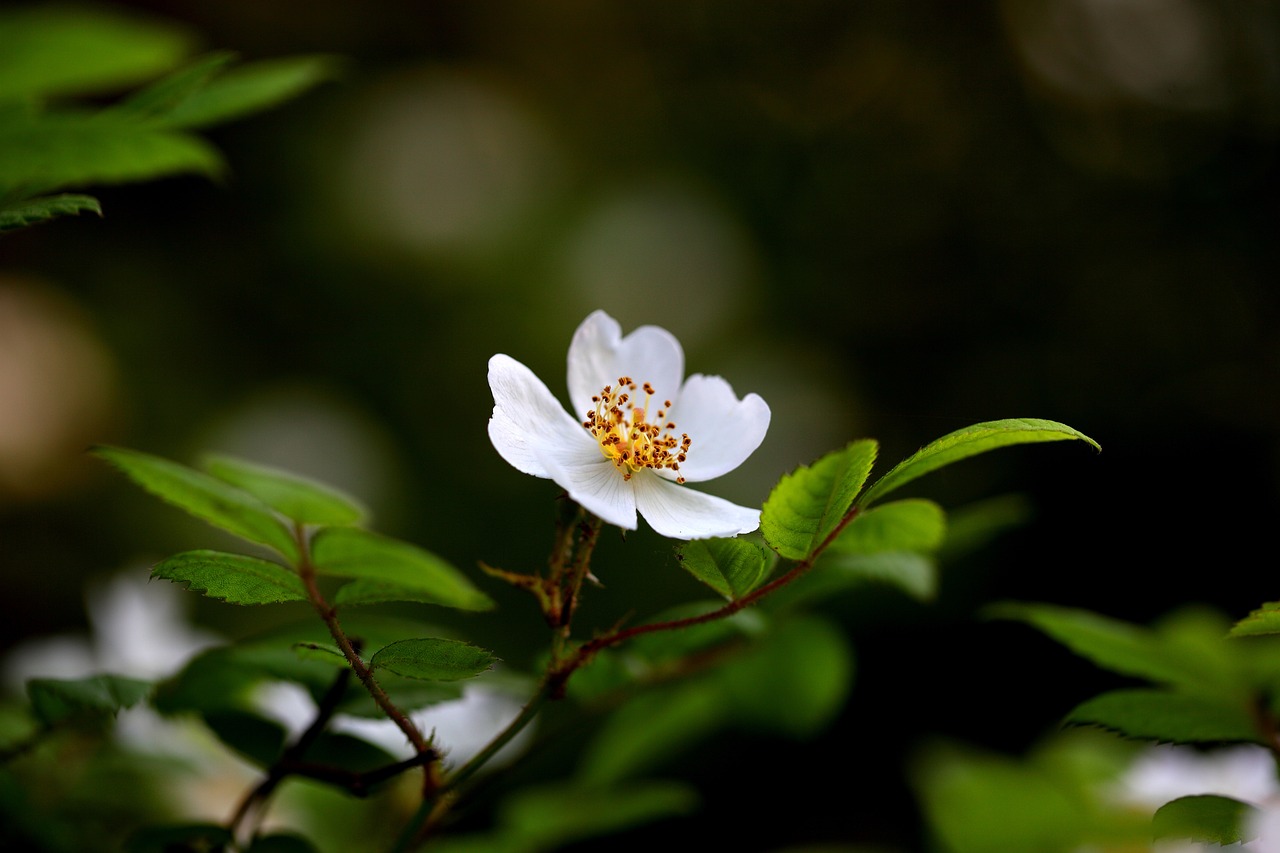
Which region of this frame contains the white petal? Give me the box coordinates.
[536,439,638,530]
[567,310,685,417]
[487,354,585,479]
[631,472,760,540]
[665,374,770,483]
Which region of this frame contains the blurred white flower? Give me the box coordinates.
[487,309,769,539]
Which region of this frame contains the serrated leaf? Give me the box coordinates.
[0,112,223,197]
[125,823,233,853]
[152,550,306,605]
[95,446,297,561]
[106,52,237,120]
[1067,689,1260,744]
[157,55,341,129]
[830,498,946,555]
[1231,602,1280,638]
[500,781,698,847]
[311,527,493,612]
[203,454,366,526]
[988,602,1215,691]
[0,6,191,100]
[760,439,878,560]
[676,537,772,599]
[858,419,1099,508]
[1153,794,1256,845]
[26,674,151,726]
[0,193,100,232]
[370,638,498,681]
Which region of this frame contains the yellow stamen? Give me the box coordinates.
[584,376,690,483]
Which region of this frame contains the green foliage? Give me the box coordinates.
[152,549,307,605]
[312,527,494,611]
[26,674,151,726]
[203,453,367,527]
[204,709,287,767]
[1231,601,1280,637]
[494,781,698,850]
[1066,689,1261,744]
[95,446,299,561]
[370,638,499,681]
[1153,794,1257,845]
[0,5,334,232]
[830,498,946,554]
[247,833,323,853]
[125,823,233,853]
[675,536,772,599]
[857,419,1100,509]
[761,439,878,560]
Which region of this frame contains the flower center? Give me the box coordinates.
[582,376,690,483]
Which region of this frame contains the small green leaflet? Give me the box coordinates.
[1153,795,1256,845]
[152,550,306,605]
[292,642,348,667]
[807,551,937,602]
[1066,689,1261,744]
[1231,602,1280,637]
[155,55,341,130]
[311,527,493,612]
[857,418,1099,509]
[676,537,772,600]
[828,498,946,555]
[94,446,298,561]
[203,454,366,526]
[27,674,151,726]
[0,194,100,232]
[761,439,878,560]
[106,52,237,120]
[370,638,498,681]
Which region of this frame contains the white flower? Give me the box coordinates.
[487,309,770,539]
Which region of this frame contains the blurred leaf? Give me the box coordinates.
[247,834,322,853]
[152,549,306,605]
[830,499,946,555]
[203,454,367,527]
[370,638,498,681]
[0,192,99,231]
[304,732,398,775]
[988,602,1229,692]
[761,439,878,560]
[1153,794,1256,845]
[125,823,232,853]
[820,552,937,601]
[0,111,223,197]
[312,527,493,612]
[1231,602,1280,638]
[158,55,342,129]
[625,603,767,663]
[203,709,287,767]
[676,537,772,600]
[0,5,191,100]
[579,684,725,785]
[95,446,298,561]
[498,781,698,848]
[715,616,853,738]
[858,419,1099,509]
[107,52,236,119]
[1067,689,1260,744]
[938,494,1033,560]
[292,642,348,667]
[26,675,151,726]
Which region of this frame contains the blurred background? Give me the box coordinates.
[2,1,1279,850]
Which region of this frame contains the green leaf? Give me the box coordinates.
[0,193,100,231]
[988,602,1210,690]
[1231,602,1280,638]
[125,823,233,853]
[812,551,938,601]
[203,453,366,526]
[0,6,191,100]
[94,446,297,561]
[370,638,498,681]
[157,55,342,129]
[203,709,286,767]
[499,781,698,848]
[311,527,493,612]
[0,112,223,197]
[107,52,237,120]
[1153,795,1257,845]
[675,537,772,599]
[760,439,878,560]
[26,674,151,726]
[1066,689,1260,744]
[578,685,725,785]
[152,550,306,605]
[858,419,1099,508]
[937,493,1033,560]
[292,642,348,667]
[830,498,946,554]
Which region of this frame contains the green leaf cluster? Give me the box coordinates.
[0,5,338,232]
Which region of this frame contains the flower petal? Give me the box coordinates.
[487,354,585,479]
[664,374,770,483]
[567,310,685,417]
[536,440,638,530]
[631,472,760,540]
